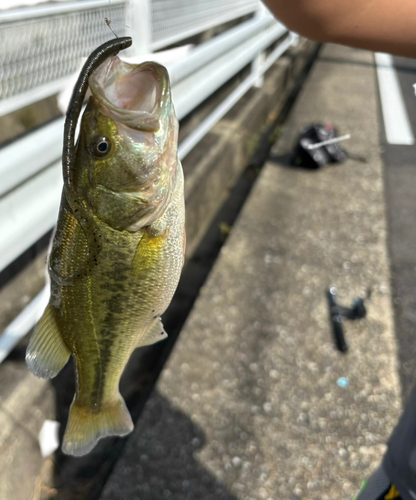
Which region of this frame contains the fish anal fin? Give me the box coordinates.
[62,394,134,456]
[25,303,71,379]
[138,317,168,347]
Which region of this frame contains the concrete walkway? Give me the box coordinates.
[101,44,402,500]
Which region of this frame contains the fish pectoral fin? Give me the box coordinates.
[138,317,168,347]
[26,303,71,379]
[132,229,167,275]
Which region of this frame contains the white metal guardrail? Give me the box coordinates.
[0,0,261,116]
[0,0,296,363]
[0,117,64,197]
[171,23,287,119]
[150,0,260,50]
[178,32,297,159]
[0,0,127,116]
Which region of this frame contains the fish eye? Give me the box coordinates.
[92,136,111,157]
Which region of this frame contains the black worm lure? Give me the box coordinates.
[63,36,132,186]
[53,37,133,283]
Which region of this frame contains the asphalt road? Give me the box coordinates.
[380,55,416,399]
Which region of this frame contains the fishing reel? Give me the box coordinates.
[327,286,368,353]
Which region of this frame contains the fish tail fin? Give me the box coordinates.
[62,393,134,456]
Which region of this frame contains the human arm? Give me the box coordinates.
[263,0,416,58]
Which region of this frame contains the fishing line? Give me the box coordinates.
[105,17,119,38]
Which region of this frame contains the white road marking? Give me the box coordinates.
[375,52,415,145]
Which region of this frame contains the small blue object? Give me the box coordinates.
[337,377,349,388]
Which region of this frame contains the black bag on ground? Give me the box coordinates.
[292,123,348,168]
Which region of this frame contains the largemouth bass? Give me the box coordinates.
[26,37,185,456]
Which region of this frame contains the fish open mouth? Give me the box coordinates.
[89,57,169,132]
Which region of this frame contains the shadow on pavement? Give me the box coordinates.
[100,392,238,500]
[51,368,239,500]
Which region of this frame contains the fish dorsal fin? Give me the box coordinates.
[139,317,168,347]
[26,303,71,379]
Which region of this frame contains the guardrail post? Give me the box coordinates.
[251,3,267,88]
[124,0,151,56]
